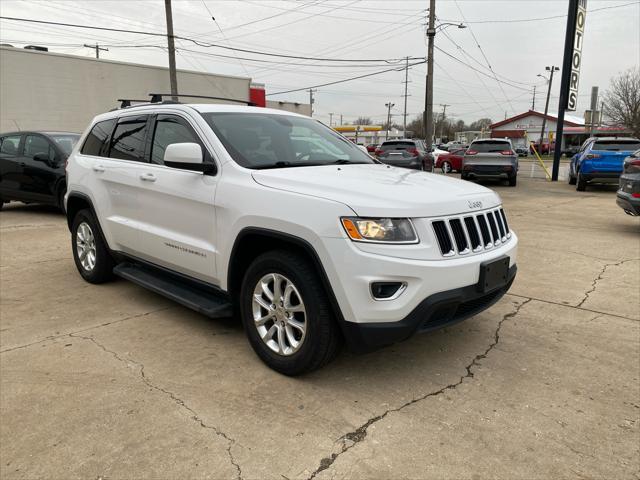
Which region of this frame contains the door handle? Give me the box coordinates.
[139,173,157,182]
[92,165,105,173]
[19,162,26,167]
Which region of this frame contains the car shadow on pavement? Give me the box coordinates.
[1,201,63,216]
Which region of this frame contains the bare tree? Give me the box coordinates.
[354,116,372,125]
[603,67,640,137]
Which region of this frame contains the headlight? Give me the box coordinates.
[341,217,418,243]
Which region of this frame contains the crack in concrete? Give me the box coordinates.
[305,298,532,480]
[506,293,639,322]
[0,307,174,354]
[69,332,243,480]
[576,258,640,309]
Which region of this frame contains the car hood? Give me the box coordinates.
[252,164,501,217]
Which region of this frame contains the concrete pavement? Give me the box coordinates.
[1,177,638,479]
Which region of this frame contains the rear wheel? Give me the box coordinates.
[576,173,587,191]
[240,250,341,375]
[71,209,114,284]
[568,166,577,185]
[57,186,66,214]
[441,161,452,174]
[508,174,517,187]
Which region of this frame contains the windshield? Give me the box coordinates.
[470,140,510,153]
[51,134,80,155]
[592,140,640,151]
[200,112,375,169]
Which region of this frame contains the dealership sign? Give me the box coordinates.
[568,0,587,111]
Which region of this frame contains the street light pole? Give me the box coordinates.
[403,56,409,138]
[538,66,559,154]
[164,0,178,101]
[385,102,395,141]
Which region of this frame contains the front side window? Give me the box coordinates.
[0,135,22,157]
[109,116,149,162]
[24,135,54,161]
[81,119,116,157]
[151,115,204,165]
[200,112,374,169]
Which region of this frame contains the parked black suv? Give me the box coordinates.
[616,149,640,216]
[375,139,434,171]
[0,131,80,212]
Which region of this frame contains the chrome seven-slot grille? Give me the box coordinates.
[431,207,511,257]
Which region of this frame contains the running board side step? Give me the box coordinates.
[113,262,233,318]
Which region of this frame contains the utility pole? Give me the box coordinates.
[308,88,317,117]
[385,102,395,140]
[539,65,559,154]
[164,0,178,101]
[403,56,410,138]
[438,104,449,142]
[588,86,598,135]
[84,43,108,59]
[424,0,436,146]
[532,85,536,110]
[329,113,334,126]
[340,114,343,126]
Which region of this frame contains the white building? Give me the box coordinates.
[489,110,584,149]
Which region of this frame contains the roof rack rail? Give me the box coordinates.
[117,98,151,108]
[149,93,256,106]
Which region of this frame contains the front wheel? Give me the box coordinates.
[441,161,452,174]
[71,209,115,284]
[240,250,342,375]
[568,167,577,185]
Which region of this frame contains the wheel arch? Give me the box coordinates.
[227,227,347,327]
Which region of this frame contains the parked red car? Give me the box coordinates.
[366,144,378,153]
[436,148,466,173]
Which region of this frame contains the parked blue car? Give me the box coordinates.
[568,137,640,191]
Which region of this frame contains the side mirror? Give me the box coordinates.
[163,143,212,173]
[33,152,51,164]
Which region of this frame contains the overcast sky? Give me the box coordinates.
[1,0,639,127]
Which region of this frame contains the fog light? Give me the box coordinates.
[371,282,406,300]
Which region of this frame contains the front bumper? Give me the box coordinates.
[342,265,517,352]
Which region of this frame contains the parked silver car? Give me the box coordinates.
[462,139,518,186]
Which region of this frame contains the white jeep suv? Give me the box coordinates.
[65,102,518,375]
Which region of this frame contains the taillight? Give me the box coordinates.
[500,150,514,155]
[407,148,419,157]
[629,159,640,166]
[585,153,601,159]
[466,149,478,155]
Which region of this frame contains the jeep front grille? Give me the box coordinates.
[431,207,511,257]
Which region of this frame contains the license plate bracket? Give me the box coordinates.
[478,257,510,293]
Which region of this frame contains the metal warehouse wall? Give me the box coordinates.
[0,46,251,133]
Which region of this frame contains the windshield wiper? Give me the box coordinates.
[253,161,324,170]
[331,159,368,165]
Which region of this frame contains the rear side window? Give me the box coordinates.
[592,140,640,151]
[380,141,415,151]
[81,119,116,157]
[0,135,21,157]
[109,116,149,162]
[151,115,204,165]
[470,141,510,153]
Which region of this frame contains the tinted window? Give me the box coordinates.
[109,116,149,162]
[151,115,202,165]
[470,140,510,153]
[0,135,21,156]
[24,135,54,161]
[380,141,415,151]
[592,140,640,151]
[200,112,373,169]
[81,119,116,157]
[51,134,80,156]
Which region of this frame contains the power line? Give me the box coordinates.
[0,16,425,63]
[267,60,426,96]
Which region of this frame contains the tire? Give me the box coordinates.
[508,175,517,187]
[441,161,452,174]
[568,167,577,185]
[71,209,115,284]
[240,250,342,375]
[576,173,587,192]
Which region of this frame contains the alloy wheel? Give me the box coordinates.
[76,222,97,271]
[252,273,307,356]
